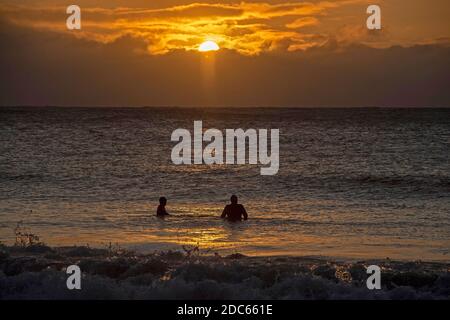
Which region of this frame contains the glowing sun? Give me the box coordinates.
[198,40,220,52]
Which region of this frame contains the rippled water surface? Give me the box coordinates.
[1,107,449,260]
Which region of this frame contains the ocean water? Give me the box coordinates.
[0,107,449,261]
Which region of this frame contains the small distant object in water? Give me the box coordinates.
[221,195,248,222]
[157,197,170,217]
[226,253,247,259]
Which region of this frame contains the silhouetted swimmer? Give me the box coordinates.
[156,197,169,217]
[221,195,248,222]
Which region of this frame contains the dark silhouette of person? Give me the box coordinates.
[156,197,169,217]
[221,195,248,222]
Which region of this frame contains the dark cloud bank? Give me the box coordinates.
[1,21,449,107]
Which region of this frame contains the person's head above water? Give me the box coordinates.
[221,195,248,221]
[159,197,167,206]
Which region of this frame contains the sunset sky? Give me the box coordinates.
[1,0,449,107]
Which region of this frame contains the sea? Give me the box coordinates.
[0,107,449,261]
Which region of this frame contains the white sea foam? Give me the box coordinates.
[1,245,449,300]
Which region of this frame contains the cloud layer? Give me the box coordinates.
[0,0,397,55]
[0,1,449,107]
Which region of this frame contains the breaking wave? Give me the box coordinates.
[1,245,449,300]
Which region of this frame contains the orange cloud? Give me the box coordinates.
[0,0,436,55]
[286,17,319,29]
